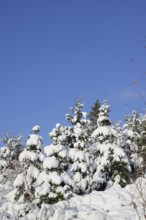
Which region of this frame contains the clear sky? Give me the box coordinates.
[0,0,146,144]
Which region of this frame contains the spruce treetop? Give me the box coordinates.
[66,98,84,125]
[88,99,100,127]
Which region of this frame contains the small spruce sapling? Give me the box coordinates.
[35,141,73,204]
[12,125,44,204]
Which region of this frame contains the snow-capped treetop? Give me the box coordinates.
[26,134,43,150]
[123,111,140,143]
[87,99,101,128]
[97,115,111,124]
[49,124,71,146]
[99,100,110,116]
[32,125,41,133]
[66,98,84,125]
[97,100,111,126]
[91,100,116,144]
[56,123,61,128]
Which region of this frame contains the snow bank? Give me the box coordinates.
[1,178,146,219]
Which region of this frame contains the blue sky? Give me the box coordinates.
[0,0,146,144]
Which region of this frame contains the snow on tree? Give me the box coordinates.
[66,98,84,125]
[32,125,41,133]
[123,111,141,178]
[10,125,44,211]
[137,114,146,176]
[0,132,23,168]
[91,100,115,144]
[0,146,9,174]
[91,100,131,190]
[114,121,124,147]
[49,123,72,147]
[0,133,23,184]
[35,143,73,205]
[48,98,92,195]
[123,111,146,178]
[65,98,93,194]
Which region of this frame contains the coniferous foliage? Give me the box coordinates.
[137,115,146,175]
[123,111,146,179]
[91,100,131,189]
[11,126,44,207]
[35,143,73,205]
[2,98,146,217]
[66,97,84,125]
[87,99,101,130]
[123,111,140,178]
[35,122,73,205]
[0,133,23,184]
[0,132,23,168]
[66,99,93,194]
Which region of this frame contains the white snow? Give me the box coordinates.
[74,172,82,183]
[0,160,7,169]
[58,148,68,158]
[44,144,54,156]
[26,134,42,149]
[32,125,41,133]
[44,144,67,157]
[97,115,109,123]
[48,172,62,185]
[13,166,40,188]
[13,173,24,187]
[43,156,59,169]
[19,150,44,162]
[36,170,50,186]
[73,123,82,137]
[75,150,86,162]
[92,126,115,139]
[35,181,50,196]
[62,173,74,186]
[123,129,135,138]
[0,146,10,158]
[1,178,146,219]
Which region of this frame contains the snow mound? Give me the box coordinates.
[1,178,146,219]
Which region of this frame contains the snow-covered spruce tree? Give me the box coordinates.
[87,99,101,132]
[137,114,146,176]
[0,133,23,184]
[123,111,146,178]
[35,122,74,205]
[35,141,73,205]
[0,132,23,168]
[65,98,93,195]
[11,125,44,209]
[0,145,9,174]
[91,100,131,190]
[123,111,142,179]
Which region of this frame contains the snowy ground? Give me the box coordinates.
[0,178,146,220]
